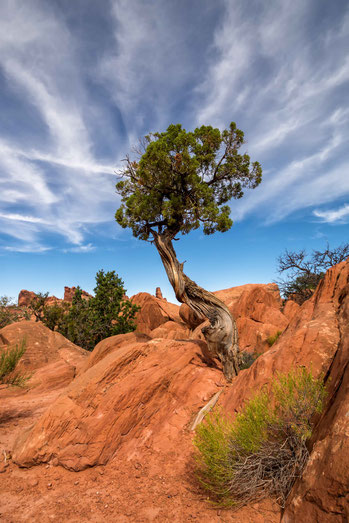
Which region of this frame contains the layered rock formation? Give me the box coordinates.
[63,286,92,302]
[131,291,181,334]
[17,287,91,307]
[7,260,349,520]
[130,283,289,351]
[17,290,37,307]
[13,336,221,470]
[0,321,88,391]
[155,286,165,300]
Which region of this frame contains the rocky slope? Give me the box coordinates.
[0,321,88,390]
[132,283,290,354]
[2,262,348,521]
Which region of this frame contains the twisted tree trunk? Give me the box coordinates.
[152,230,240,381]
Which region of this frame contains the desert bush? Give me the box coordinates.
[194,367,326,508]
[61,271,140,351]
[266,330,282,347]
[29,292,49,322]
[0,339,29,386]
[239,351,261,370]
[0,296,29,328]
[276,243,349,304]
[28,270,140,351]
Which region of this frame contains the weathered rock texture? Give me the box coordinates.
[149,320,189,340]
[0,321,88,390]
[155,287,165,300]
[13,337,222,470]
[133,284,290,350]
[17,287,91,307]
[189,283,289,354]
[10,260,349,520]
[17,290,36,307]
[282,299,300,321]
[179,303,203,329]
[63,286,92,302]
[282,260,349,522]
[131,292,181,334]
[220,260,349,521]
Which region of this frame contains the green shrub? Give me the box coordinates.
[239,351,261,370]
[0,340,30,387]
[28,270,140,351]
[61,271,140,351]
[0,296,29,329]
[266,330,282,347]
[194,367,326,508]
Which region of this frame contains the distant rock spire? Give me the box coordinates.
[155,287,164,300]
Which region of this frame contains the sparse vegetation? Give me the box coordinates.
[0,296,29,329]
[31,270,140,351]
[60,270,139,351]
[0,340,30,387]
[239,350,261,370]
[266,330,282,347]
[29,292,50,323]
[276,243,349,304]
[194,367,326,508]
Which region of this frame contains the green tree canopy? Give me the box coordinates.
[29,271,139,352]
[116,122,262,240]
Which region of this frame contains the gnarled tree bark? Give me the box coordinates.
[152,230,240,381]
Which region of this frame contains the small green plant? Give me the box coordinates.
[239,351,261,370]
[0,340,30,387]
[194,367,326,508]
[266,330,282,347]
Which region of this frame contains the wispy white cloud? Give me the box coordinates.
[0,0,121,252]
[196,0,349,223]
[232,130,349,223]
[0,0,348,256]
[313,204,349,224]
[0,212,46,224]
[4,244,51,253]
[99,0,210,137]
[63,243,96,253]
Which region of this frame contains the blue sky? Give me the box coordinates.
[0,0,348,302]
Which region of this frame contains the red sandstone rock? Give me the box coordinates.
[18,290,36,307]
[179,303,203,329]
[282,299,300,321]
[63,286,91,302]
[9,262,349,520]
[282,260,349,522]
[79,331,151,374]
[219,260,349,520]
[149,320,189,340]
[155,287,164,300]
[0,321,88,390]
[214,282,280,311]
[190,283,289,353]
[131,292,181,334]
[13,338,222,470]
[46,296,62,306]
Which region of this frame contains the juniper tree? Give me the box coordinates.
[115,123,262,380]
[277,242,349,304]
